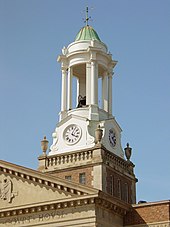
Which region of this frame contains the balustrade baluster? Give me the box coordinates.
[89,151,92,159]
[61,156,63,164]
[69,155,72,162]
[49,158,52,166]
[73,154,75,162]
[84,151,88,160]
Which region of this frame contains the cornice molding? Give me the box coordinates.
[0,194,96,219]
[0,160,98,196]
[0,192,131,219]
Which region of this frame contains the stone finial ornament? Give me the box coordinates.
[41,136,49,156]
[95,125,103,144]
[62,46,67,55]
[124,143,132,161]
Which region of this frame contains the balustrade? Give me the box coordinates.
[46,150,93,168]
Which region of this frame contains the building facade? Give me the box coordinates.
[0,14,169,227]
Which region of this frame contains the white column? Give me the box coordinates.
[102,71,108,112]
[61,67,67,112]
[67,67,72,110]
[91,60,98,105]
[86,62,91,105]
[108,72,113,114]
[95,63,98,105]
[79,78,86,97]
[76,78,80,106]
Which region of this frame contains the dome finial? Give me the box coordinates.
[85,6,91,26]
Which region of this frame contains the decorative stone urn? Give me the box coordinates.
[124,143,132,161]
[41,136,49,156]
[95,125,103,144]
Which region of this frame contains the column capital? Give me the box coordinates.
[86,61,91,66]
[108,71,114,77]
[61,66,67,72]
[67,66,72,71]
[103,71,108,77]
[90,59,97,64]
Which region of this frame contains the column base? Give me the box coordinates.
[59,110,67,121]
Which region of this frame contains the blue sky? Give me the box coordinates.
[0,0,170,203]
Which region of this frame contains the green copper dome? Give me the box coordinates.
[75,25,101,42]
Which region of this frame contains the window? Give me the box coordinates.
[117,179,121,199]
[79,173,86,184]
[65,175,72,181]
[110,175,114,196]
[124,183,129,203]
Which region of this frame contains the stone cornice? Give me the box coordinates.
[0,160,98,196]
[101,146,136,177]
[0,192,131,219]
[98,191,132,214]
[0,194,97,218]
[0,194,95,217]
[133,200,170,208]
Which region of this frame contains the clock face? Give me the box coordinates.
[109,129,116,148]
[64,125,81,145]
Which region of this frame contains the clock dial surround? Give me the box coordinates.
[109,129,116,148]
[64,124,81,145]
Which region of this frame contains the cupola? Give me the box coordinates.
[57,21,116,121]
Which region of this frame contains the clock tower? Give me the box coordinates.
[49,24,124,158]
[1,8,169,227]
[38,15,137,205]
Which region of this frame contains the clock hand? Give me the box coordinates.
[71,127,77,136]
[71,131,75,136]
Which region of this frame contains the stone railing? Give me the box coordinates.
[42,144,134,174]
[46,150,93,168]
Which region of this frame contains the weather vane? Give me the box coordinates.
[84,6,91,26]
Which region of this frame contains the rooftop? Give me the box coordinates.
[75,25,101,42]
